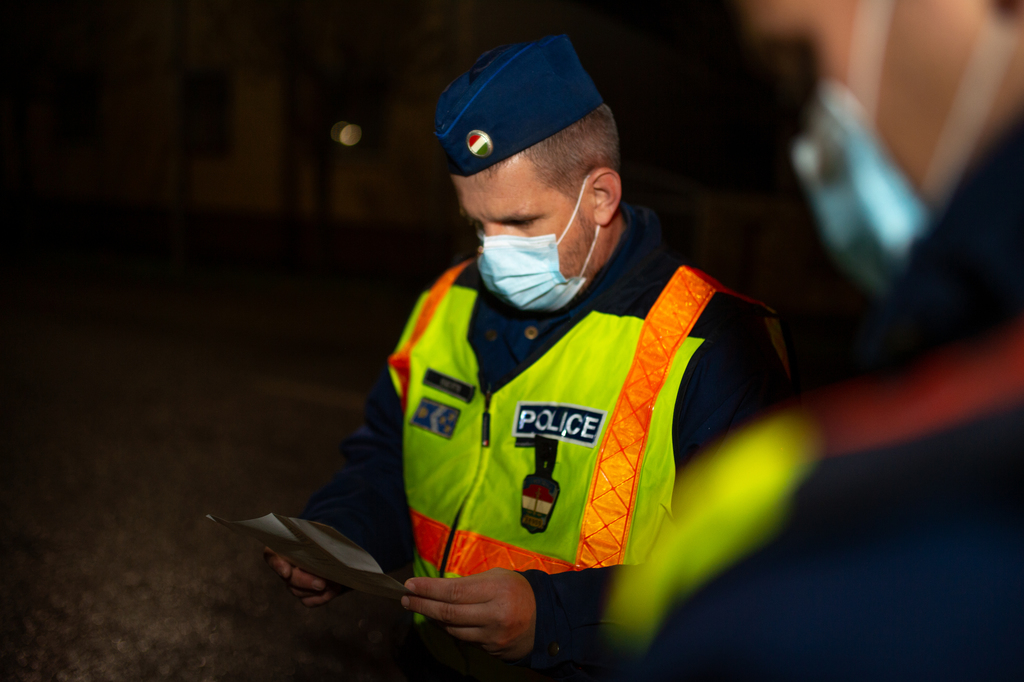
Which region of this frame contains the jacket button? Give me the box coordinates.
[547,641,560,657]
[485,329,498,341]
[524,326,539,340]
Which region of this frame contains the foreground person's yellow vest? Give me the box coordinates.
[387,260,730,678]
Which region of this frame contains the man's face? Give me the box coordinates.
[733,0,1013,191]
[733,0,858,83]
[451,156,596,281]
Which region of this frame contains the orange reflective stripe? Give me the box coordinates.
[446,529,574,576]
[410,508,451,570]
[811,311,1024,458]
[576,266,717,569]
[693,268,789,379]
[388,260,472,411]
[688,267,767,309]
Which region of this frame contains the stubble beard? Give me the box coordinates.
[559,211,599,282]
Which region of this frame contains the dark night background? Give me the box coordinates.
[1,2,865,680]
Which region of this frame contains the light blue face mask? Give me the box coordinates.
[791,0,1019,296]
[791,81,929,295]
[477,174,599,311]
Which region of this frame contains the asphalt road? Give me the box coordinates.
[1,257,423,682]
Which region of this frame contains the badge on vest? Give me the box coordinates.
[522,435,560,534]
[422,368,475,403]
[513,402,607,448]
[410,398,460,439]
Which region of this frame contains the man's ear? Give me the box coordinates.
[589,168,622,227]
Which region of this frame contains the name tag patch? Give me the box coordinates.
[422,368,475,403]
[512,402,607,448]
[411,398,460,439]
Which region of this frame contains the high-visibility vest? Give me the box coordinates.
[605,410,818,655]
[386,259,764,678]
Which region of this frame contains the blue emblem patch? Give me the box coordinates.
[411,398,460,439]
[512,402,607,448]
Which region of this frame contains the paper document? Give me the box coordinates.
[208,513,410,600]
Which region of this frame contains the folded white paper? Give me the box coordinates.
[208,513,410,600]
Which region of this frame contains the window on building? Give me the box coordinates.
[182,71,231,156]
[55,72,100,146]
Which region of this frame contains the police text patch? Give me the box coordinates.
[512,402,607,448]
[411,398,460,439]
[423,369,475,403]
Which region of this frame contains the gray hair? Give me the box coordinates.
[486,103,620,197]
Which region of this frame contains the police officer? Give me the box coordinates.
[608,1,1024,679]
[265,35,792,680]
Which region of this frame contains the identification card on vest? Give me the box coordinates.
[522,435,560,533]
[513,402,607,448]
[410,398,460,439]
[521,476,559,533]
[422,368,475,403]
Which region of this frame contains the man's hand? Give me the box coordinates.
[402,568,536,662]
[263,548,340,607]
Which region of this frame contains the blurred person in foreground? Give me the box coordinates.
[608,0,1024,679]
[264,35,793,681]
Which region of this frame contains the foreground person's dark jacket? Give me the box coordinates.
[614,119,1024,682]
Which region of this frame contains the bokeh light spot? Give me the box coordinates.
[330,121,362,146]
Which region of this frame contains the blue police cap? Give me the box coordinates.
[435,35,603,176]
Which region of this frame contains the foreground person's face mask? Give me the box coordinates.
[792,81,928,295]
[791,0,1019,295]
[478,174,598,312]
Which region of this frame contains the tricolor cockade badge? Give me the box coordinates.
[466,130,493,158]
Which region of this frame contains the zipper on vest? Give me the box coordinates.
[440,386,489,574]
[481,388,492,447]
[438,507,462,575]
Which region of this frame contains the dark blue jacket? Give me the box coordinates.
[629,120,1024,681]
[302,204,793,679]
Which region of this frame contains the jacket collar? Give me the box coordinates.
[574,202,663,308]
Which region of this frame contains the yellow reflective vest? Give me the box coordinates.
[386,258,785,678]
